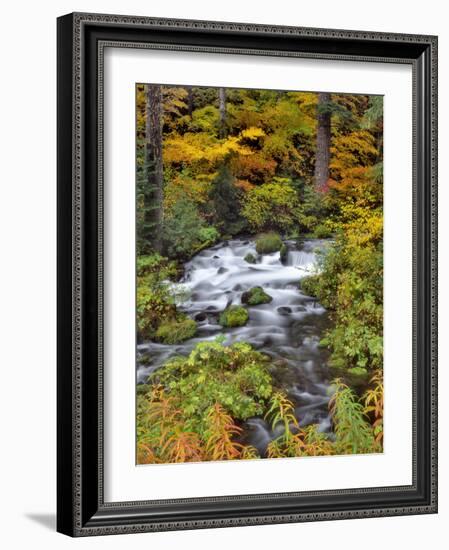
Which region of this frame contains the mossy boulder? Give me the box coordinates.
[155,316,196,344]
[241,286,273,306]
[244,252,257,264]
[219,306,249,327]
[279,243,288,263]
[255,232,283,254]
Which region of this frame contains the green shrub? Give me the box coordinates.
[163,198,218,260]
[300,208,383,373]
[296,183,331,235]
[136,383,151,396]
[152,340,273,423]
[312,223,333,238]
[219,306,249,327]
[137,341,273,463]
[137,253,178,279]
[155,316,197,344]
[242,182,300,233]
[209,165,245,235]
[255,232,283,254]
[299,275,320,297]
[241,286,272,306]
[244,252,257,264]
[137,281,177,339]
[198,226,219,244]
[136,254,197,341]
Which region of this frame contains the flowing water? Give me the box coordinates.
[137,238,333,456]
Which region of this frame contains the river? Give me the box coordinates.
[137,238,333,456]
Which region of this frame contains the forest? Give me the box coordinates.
[136,84,384,464]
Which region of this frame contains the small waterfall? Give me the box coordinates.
[286,249,316,268]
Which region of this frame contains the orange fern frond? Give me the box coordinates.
[205,403,244,461]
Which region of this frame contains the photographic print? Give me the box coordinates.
[57,15,437,534]
[135,84,384,465]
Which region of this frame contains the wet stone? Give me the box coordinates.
[194,312,207,322]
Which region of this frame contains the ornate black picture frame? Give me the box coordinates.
[57,12,438,536]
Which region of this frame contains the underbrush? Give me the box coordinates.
[300,206,383,374]
[137,253,196,343]
[137,340,383,464]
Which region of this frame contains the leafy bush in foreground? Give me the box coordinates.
[153,341,273,422]
[137,340,383,463]
[137,340,273,463]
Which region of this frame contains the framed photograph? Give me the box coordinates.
[57,12,438,536]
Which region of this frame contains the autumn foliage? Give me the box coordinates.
[136,84,384,463]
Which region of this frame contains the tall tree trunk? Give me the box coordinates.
[314,92,331,192]
[145,84,163,252]
[218,87,227,138]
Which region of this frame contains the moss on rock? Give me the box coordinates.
[241,286,273,306]
[219,305,249,327]
[255,232,283,254]
[280,243,288,263]
[244,252,257,264]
